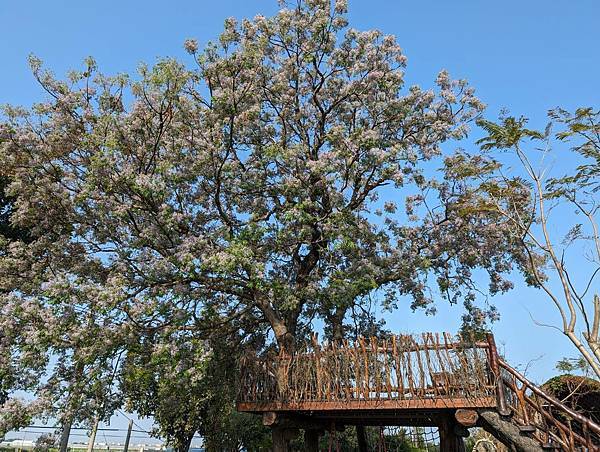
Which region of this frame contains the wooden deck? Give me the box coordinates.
[237,333,600,451]
[238,333,498,415]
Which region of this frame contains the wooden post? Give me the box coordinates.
[272,428,288,452]
[356,425,368,452]
[271,427,298,452]
[486,333,510,416]
[123,419,133,452]
[304,429,320,452]
[438,416,466,452]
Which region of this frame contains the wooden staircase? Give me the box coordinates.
[490,358,600,451]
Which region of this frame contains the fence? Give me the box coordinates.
[238,333,498,410]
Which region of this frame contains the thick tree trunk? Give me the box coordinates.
[175,433,193,452]
[478,410,542,452]
[274,328,295,393]
[356,425,368,452]
[438,416,466,452]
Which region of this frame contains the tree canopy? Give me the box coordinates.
[0,0,544,447]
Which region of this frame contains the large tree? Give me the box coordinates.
[0,0,529,364]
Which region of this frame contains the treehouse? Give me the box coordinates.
[237,333,600,451]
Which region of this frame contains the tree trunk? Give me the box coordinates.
[274,325,296,393]
[86,418,99,452]
[356,425,368,452]
[58,417,73,452]
[329,307,346,342]
[478,410,542,452]
[438,415,466,452]
[175,433,193,452]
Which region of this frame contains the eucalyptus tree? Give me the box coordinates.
[0,0,530,379]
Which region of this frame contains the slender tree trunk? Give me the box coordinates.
[58,417,73,452]
[86,418,99,452]
[123,419,133,452]
[566,331,600,380]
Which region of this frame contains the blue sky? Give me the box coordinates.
[1,0,599,442]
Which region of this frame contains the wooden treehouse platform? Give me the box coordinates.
[237,332,600,452]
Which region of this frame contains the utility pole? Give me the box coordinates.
[123,419,133,452]
[86,418,99,452]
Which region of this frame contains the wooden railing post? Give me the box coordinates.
[486,333,510,416]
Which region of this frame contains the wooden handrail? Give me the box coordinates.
[499,358,600,450]
[499,359,600,436]
[238,333,495,407]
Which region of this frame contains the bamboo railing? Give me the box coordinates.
[238,333,497,410]
[499,360,600,451]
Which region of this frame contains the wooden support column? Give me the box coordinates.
[271,427,299,452]
[356,425,368,452]
[439,415,467,452]
[486,333,510,416]
[272,427,289,452]
[304,429,320,452]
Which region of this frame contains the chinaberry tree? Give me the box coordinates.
[0,0,531,364]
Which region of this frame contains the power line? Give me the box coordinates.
[26,426,121,432]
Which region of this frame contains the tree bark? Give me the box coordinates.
[304,429,320,452]
[478,410,542,452]
[86,418,99,452]
[329,306,346,342]
[438,416,466,452]
[58,418,72,452]
[175,433,193,452]
[356,425,368,452]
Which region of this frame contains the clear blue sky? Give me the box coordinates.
[1,0,599,442]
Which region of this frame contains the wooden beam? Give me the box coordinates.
[237,396,496,413]
[262,412,326,430]
[455,409,479,427]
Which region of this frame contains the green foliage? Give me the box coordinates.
[542,373,600,424]
[476,117,544,150]
[556,356,591,374]
[121,332,271,452]
[121,332,210,452]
